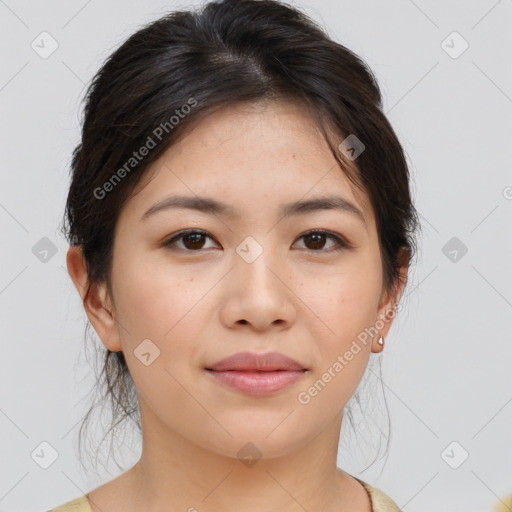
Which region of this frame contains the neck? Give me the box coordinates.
[115,401,363,512]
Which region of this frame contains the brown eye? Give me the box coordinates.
[182,232,207,250]
[303,232,327,250]
[163,230,218,251]
[294,230,348,252]
[163,229,349,254]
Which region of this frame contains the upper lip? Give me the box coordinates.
[207,351,306,372]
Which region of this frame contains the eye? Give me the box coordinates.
[293,229,349,253]
[162,229,351,253]
[163,229,219,251]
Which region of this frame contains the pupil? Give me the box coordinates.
[185,233,204,249]
[307,233,325,249]
[182,233,327,251]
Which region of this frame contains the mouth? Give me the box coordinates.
[205,351,308,396]
[205,368,307,396]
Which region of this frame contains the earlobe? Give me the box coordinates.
[373,333,385,353]
[372,255,409,353]
[372,290,401,352]
[66,245,123,352]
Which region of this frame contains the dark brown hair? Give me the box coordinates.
[61,0,420,474]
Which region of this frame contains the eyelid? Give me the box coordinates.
[295,228,352,251]
[162,228,353,252]
[163,229,219,250]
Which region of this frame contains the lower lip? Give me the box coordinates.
[206,369,306,396]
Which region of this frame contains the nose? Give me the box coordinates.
[219,246,297,333]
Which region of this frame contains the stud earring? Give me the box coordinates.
[377,334,384,347]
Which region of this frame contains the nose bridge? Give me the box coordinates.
[221,234,295,330]
[234,235,282,295]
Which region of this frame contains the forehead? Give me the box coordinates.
[121,99,373,226]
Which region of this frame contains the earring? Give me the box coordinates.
[377,334,384,347]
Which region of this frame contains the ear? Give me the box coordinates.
[372,248,410,353]
[66,245,123,352]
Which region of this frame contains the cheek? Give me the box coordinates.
[297,272,379,413]
[112,251,202,338]
[297,252,382,400]
[306,252,382,343]
[111,253,217,386]
[110,256,209,409]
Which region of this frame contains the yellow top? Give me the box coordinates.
[47,477,400,512]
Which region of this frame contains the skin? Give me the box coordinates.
[67,98,407,512]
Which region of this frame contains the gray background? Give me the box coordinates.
[1,1,511,511]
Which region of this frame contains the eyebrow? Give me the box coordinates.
[140,194,367,227]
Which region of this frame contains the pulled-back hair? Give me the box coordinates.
[61,0,420,474]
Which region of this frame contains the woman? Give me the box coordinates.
[51,0,420,510]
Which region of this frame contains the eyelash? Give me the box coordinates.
[162,229,351,254]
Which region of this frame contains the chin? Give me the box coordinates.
[197,425,311,462]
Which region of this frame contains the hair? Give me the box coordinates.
[61,0,421,475]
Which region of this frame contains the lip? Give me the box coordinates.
[205,351,307,396]
[207,351,306,372]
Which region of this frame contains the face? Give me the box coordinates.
[73,99,402,460]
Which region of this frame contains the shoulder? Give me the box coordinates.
[353,477,401,512]
[46,494,93,512]
[45,481,399,512]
